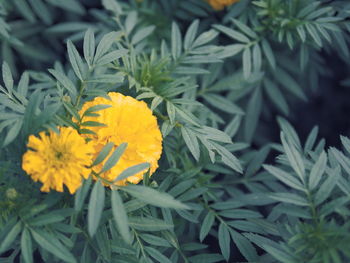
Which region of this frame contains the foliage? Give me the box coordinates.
[1,0,350,262]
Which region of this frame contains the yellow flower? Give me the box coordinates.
[79,92,162,186]
[206,0,240,10]
[22,127,94,194]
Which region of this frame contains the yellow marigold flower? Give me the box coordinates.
[79,92,162,186]
[22,127,94,194]
[207,0,240,10]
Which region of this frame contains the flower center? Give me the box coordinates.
[55,151,64,160]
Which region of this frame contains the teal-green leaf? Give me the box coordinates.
[218,223,230,261]
[114,162,149,182]
[128,217,173,231]
[92,142,114,166]
[111,190,131,244]
[31,229,76,263]
[83,28,95,67]
[88,180,105,237]
[144,246,172,263]
[100,143,127,174]
[181,126,200,161]
[67,40,85,81]
[21,228,33,263]
[199,211,215,242]
[121,185,189,210]
[309,151,327,190]
[0,221,22,254]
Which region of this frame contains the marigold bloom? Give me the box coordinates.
[22,127,94,194]
[207,0,240,10]
[79,92,162,186]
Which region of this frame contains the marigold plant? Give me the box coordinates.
[0,0,349,263]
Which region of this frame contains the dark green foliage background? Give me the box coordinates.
[1,0,350,263]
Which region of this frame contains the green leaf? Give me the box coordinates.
[2,62,13,93]
[128,217,173,231]
[111,190,131,244]
[229,229,258,262]
[189,254,224,263]
[21,228,33,263]
[261,39,276,69]
[263,244,296,263]
[200,211,215,242]
[269,193,309,206]
[309,151,327,190]
[171,22,182,60]
[140,234,171,247]
[214,143,242,173]
[218,223,230,261]
[67,40,85,81]
[94,31,121,63]
[114,162,149,182]
[144,246,172,263]
[315,166,340,205]
[100,143,127,173]
[17,71,29,97]
[244,87,262,143]
[0,221,22,253]
[281,132,305,182]
[31,229,76,263]
[184,20,199,50]
[263,165,304,191]
[88,180,105,237]
[74,177,92,211]
[203,94,244,115]
[131,25,155,45]
[2,119,22,147]
[29,212,66,226]
[181,126,200,161]
[83,28,95,67]
[213,24,249,43]
[264,78,289,115]
[95,49,128,65]
[242,47,251,79]
[92,142,114,166]
[48,69,76,96]
[121,185,189,210]
[175,106,201,126]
